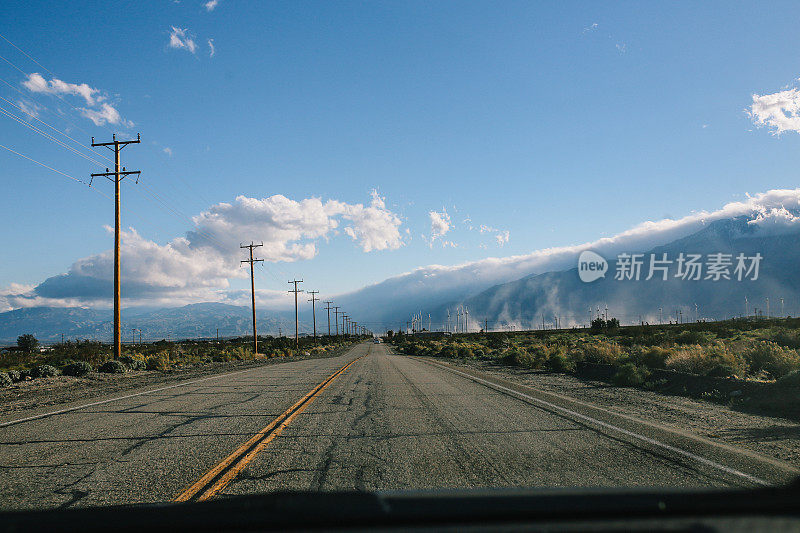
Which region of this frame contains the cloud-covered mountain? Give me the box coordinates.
[450,216,800,330]
[334,189,800,328]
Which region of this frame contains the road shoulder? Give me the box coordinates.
[407,353,800,485]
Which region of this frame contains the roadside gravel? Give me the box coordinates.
[439,357,800,470]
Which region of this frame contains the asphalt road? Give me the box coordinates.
[0,342,793,510]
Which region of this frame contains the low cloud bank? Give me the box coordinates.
[0,190,402,311]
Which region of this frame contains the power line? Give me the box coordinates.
[0,105,107,166]
[0,94,114,164]
[0,50,116,136]
[0,32,56,77]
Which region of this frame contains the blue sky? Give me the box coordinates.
[1,0,800,310]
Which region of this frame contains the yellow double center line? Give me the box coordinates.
[175,354,365,502]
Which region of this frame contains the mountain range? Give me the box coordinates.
[2,212,800,342]
[0,303,304,345]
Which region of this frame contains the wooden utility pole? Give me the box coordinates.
[333,306,340,336]
[240,242,264,355]
[288,279,303,348]
[307,290,319,343]
[90,133,141,360]
[323,301,333,336]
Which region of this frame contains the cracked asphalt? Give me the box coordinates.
[0,342,792,510]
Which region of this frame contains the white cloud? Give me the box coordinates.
[495,230,510,246]
[80,103,131,127]
[427,209,451,247]
[169,26,197,54]
[479,223,509,246]
[208,38,216,57]
[0,191,405,310]
[616,42,627,53]
[749,86,800,134]
[204,0,219,11]
[21,73,130,127]
[582,22,598,33]
[335,190,404,252]
[15,99,42,119]
[22,73,99,106]
[163,147,173,157]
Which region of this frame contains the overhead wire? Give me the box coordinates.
[0,34,300,286]
[0,140,166,237]
[0,36,214,213]
[0,105,107,167]
[0,74,111,156]
[0,93,113,164]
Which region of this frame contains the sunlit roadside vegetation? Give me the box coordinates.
[389,318,800,389]
[0,335,362,386]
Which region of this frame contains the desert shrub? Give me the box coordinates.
[771,329,800,349]
[744,341,800,379]
[613,362,649,387]
[6,370,21,382]
[473,348,486,359]
[29,364,58,378]
[98,360,126,373]
[62,361,93,377]
[119,355,147,371]
[146,355,170,371]
[665,344,745,376]
[579,339,624,365]
[0,372,12,387]
[439,344,458,358]
[673,330,715,345]
[546,350,574,372]
[457,345,474,359]
[500,346,525,366]
[487,334,508,349]
[526,343,551,368]
[635,346,671,369]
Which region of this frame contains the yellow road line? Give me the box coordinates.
[175,353,366,502]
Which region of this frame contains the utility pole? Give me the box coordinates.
[324,301,333,336]
[342,315,348,337]
[307,290,319,343]
[216,328,219,344]
[781,297,785,317]
[90,133,141,360]
[240,242,264,355]
[288,279,303,348]
[484,318,488,333]
[333,306,340,336]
